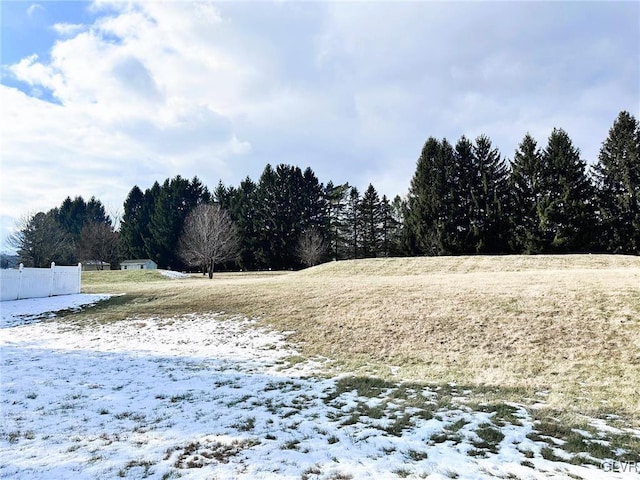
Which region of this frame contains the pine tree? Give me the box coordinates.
[389,195,407,256]
[120,185,152,259]
[380,194,402,257]
[345,187,361,259]
[405,137,456,255]
[450,135,476,253]
[359,184,382,257]
[325,182,351,260]
[469,135,511,253]
[592,111,640,253]
[509,134,545,253]
[147,176,210,269]
[253,164,327,269]
[228,177,260,270]
[300,167,329,237]
[539,129,595,252]
[12,211,75,267]
[55,196,87,237]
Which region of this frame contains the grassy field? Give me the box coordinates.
[81,255,640,429]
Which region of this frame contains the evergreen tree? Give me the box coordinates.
[345,187,361,259]
[592,111,640,253]
[469,135,511,253]
[450,135,476,253]
[234,178,260,269]
[120,185,152,259]
[359,184,382,257]
[380,194,402,257]
[325,182,351,260]
[300,167,329,237]
[12,211,75,267]
[538,128,595,252]
[509,134,545,253]
[147,176,210,268]
[389,195,406,256]
[253,164,327,269]
[405,137,456,255]
[55,196,88,237]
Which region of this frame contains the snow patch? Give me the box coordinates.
[0,297,636,479]
[160,270,190,279]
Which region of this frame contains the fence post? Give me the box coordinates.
[18,263,24,300]
[50,262,56,297]
[77,263,82,294]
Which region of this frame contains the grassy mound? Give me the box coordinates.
[80,255,640,425]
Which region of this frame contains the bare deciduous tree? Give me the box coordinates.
[296,229,326,267]
[178,203,240,278]
[77,221,120,269]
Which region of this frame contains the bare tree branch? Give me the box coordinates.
[297,229,326,267]
[78,221,120,269]
[178,203,240,278]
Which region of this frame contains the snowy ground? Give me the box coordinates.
[1,295,638,479]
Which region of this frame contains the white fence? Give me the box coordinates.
[0,263,82,301]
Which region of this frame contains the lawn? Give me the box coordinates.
[81,255,640,426]
[2,255,639,478]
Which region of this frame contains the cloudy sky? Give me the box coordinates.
[1,0,638,248]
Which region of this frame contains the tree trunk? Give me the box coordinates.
[208,258,214,279]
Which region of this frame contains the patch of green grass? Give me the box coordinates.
[301,464,322,480]
[467,448,487,458]
[393,468,412,478]
[169,392,194,403]
[327,435,339,444]
[540,446,564,462]
[383,413,414,437]
[282,439,301,450]
[476,402,523,426]
[328,376,396,400]
[446,418,469,433]
[120,459,154,478]
[472,423,505,453]
[340,412,361,427]
[233,416,255,432]
[407,449,428,461]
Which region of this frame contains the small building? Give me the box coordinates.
[82,261,111,271]
[120,259,157,270]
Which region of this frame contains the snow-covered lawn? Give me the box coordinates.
[1,295,637,479]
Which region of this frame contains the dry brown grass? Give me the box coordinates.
[81,255,640,425]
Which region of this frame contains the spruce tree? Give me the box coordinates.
[120,185,151,259]
[592,111,640,253]
[325,182,351,260]
[359,184,382,257]
[539,128,595,252]
[147,176,210,269]
[253,164,327,269]
[380,194,403,257]
[345,187,361,259]
[470,135,511,253]
[509,134,545,253]
[405,137,456,255]
[230,177,260,270]
[451,136,476,253]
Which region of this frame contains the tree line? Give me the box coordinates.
[405,111,639,255]
[9,110,639,270]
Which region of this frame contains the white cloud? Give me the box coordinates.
[26,3,44,18]
[1,0,638,242]
[52,23,86,37]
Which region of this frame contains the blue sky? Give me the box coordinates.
[1,1,639,249]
